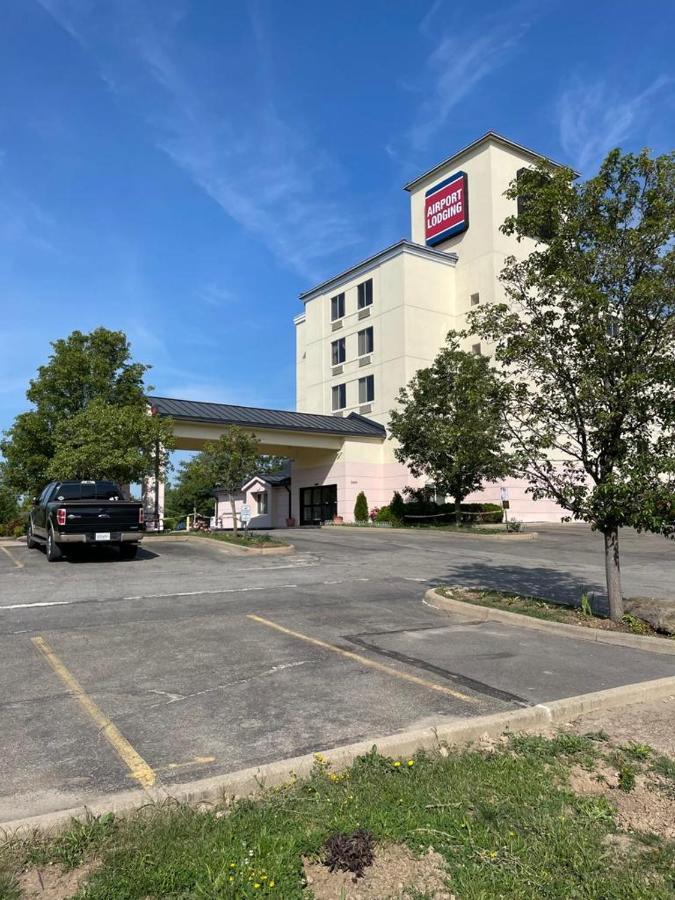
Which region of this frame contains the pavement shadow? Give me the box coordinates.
[54,545,159,564]
[430,561,606,612]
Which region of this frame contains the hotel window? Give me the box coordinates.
[331,337,346,365]
[357,278,373,309]
[331,292,345,321]
[470,292,480,306]
[255,491,268,515]
[358,374,374,404]
[472,343,482,356]
[332,383,346,411]
[358,326,374,356]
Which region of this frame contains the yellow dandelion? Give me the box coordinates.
[254,884,261,889]
[269,881,275,888]
[407,760,414,767]
[393,760,401,768]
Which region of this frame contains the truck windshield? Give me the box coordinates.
[53,482,122,501]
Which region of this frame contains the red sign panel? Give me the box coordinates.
[424,171,468,246]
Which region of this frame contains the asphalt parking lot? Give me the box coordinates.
[0,526,673,824]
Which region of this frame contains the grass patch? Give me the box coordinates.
[436,586,673,639]
[2,740,674,898]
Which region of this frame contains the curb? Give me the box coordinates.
[3,675,675,835]
[426,588,675,656]
[324,525,537,540]
[147,535,294,556]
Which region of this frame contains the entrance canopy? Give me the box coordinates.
[148,396,386,456]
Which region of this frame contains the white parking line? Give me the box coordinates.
[0,584,302,610]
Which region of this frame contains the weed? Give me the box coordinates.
[580,593,593,616]
[651,755,675,782]
[621,613,651,635]
[621,742,653,761]
[583,730,610,743]
[618,765,637,792]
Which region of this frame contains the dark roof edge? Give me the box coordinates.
[298,239,457,302]
[403,131,577,192]
[146,396,386,438]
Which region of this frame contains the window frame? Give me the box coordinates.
[255,491,269,515]
[332,383,346,411]
[357,326,374,357]
[357,279,373,310]
[331,337,346,365]
[358,374,374,404]
[330,292,345,321]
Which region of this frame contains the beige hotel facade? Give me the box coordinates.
[149,132,567,528]
[291,131,564,524]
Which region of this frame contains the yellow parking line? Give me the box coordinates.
[31,636,156,791]
[1,545,23,568]
[247,614,479,705]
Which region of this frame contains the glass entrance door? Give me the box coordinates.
[299,485,338,525]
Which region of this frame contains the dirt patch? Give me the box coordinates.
[563,696,675,758]
[17,860,98,899]
[570,764,675,840]
[569,760,619,794]
[304,843,454,900]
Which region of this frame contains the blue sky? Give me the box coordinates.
[2,0,674,440]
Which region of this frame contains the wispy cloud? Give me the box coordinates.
[557,75,672,173]
[391,2,531,160]
[196,283,238,308]
[37,0,362,281]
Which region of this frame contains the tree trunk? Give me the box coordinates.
[603,527,624,621]
[454,497,462,526]
[230,494,238,537]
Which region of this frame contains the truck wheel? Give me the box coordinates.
[46,527,62,562]
[26,522,37,549]
[119,543,138,560]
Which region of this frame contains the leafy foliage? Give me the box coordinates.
[0,472,20,525]
[469,148,675,619]
[354,491,369,522]
[389,333,511,523]
[198,427,261,535]
[1,329,173,494]
[165,455,216,519]
[390,490,406,521]
[46,399,173,486]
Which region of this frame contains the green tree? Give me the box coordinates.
[0,468,20,525]
[1,328,172,494]
[165,455,216,520]
[166,452,286,522]
[198,427,261,536]
[46,399,173,486]
[354,491,369,522]
[390,490,405,522]
[470,148,675,621]
[389,333,511,525]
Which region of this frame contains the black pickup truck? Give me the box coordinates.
[27,480,145,561]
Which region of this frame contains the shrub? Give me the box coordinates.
[0,517,26,538]
[354,491,369,522]
[369,506,380,522]
[162,516,176,532]
[401,500,504,525]
[375,506,392,523]
[390,491,405,521]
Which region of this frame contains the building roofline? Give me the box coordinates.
[403,131,575,193]
[147,395,386,438]
[298,239,457,303]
